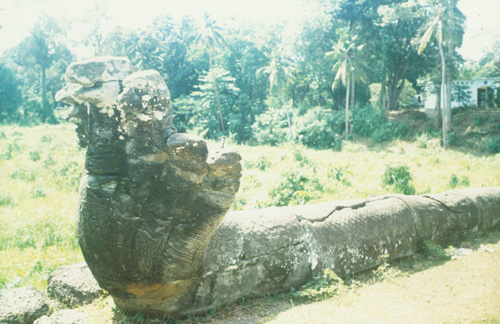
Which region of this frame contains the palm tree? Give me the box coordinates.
[195,13,225,132]
[326,33,366,140]
[257,50,296,140]
[418,0,464,149]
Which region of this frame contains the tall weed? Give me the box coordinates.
[382,164,416,195]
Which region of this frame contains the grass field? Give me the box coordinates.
[0,123,499,322]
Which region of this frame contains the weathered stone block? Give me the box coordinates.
[47,263,104,308]
[0,287,50,324]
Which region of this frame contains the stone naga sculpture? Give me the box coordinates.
[56,57,242,316]
[57,57,500,318]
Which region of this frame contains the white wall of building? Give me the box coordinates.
[424,78,498,113]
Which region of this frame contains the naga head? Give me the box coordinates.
[56,57,241,316]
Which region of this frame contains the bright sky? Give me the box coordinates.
[457,0,500,60]
[0,0,499,62]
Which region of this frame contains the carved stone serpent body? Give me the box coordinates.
[57,57,500,317]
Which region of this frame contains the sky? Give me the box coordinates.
[0,0,499,62]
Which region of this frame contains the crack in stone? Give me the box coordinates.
[295,201,368,223]
[422,195,470,214]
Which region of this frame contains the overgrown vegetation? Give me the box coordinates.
[2,124,499,293]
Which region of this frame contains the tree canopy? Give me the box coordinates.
[1,0,493,149]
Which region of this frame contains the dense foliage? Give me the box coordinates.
[0,0,498,148]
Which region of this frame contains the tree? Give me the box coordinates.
[257,49,297,140]
[222,26,269,142]
[174,67,240,139]
[83,4,111,56]
[0,63,22,122]
[101,17,200,100]
[14,15,70,124]
[377,1,434,111]
[452,83,472,107]
[418,0,464,149]
[288,6,338,110]
[195,14,226,132]
[326,32,366,140]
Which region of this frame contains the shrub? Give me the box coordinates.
[474,117,488,126]
[485,135,500,153]
[352,106,387,137]
[397,81,418,109]
[269,167,321,206]
[1,143,21,160]
[31,186,46,199]
[416,133,430,148]
[449,174,470,189]
[251,104,290,146]
[295,107,344,150]
[292,146,313,167]
[382,164,415,195]
[29,151,41,162]
[351,106,409,142]
[41,135,52,143]
[372,121,410,143]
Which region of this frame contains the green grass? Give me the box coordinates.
[0,124,499,322]
[0,124,84,290]
[235,138,500,210]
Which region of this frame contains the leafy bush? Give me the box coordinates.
[352,106,387,137]
[269,167,321,206]
[475,117,488,126]
[416,133,430,148]
[31,186,46,199]
[29,151,41,162]
[485,135,500,153]
[295,107,344,150]
[397,81,418,109]
[251,104,290,146]
[382,164,415,195]
[292,146,313,167]
[352,106,409,142]
[449,174,470,189]
[372,121,410,143]
[1,143,21,160]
